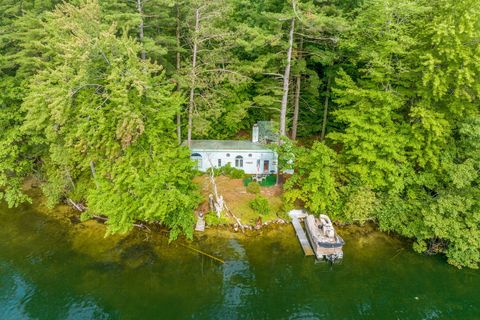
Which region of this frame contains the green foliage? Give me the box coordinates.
[208,163,246,179]
[7,1,201,240]
[0,0,478,268]
[246,181,261,194]
[249,196,270,215]
[244,175,277,187]
[341,185,379,224]
[0,1,59,207]
[329,0,480,268]
[205,212,230,226]
[271,136,295,173]
[80,211,93,222]
[284,142,339,215]
[282,0,480,269]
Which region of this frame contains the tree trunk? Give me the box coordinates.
[89,160,99,188]
[136,0,146,61]
[279,17,295,138]
[320,76,331,141]
[89,160,96,179]
[208,169,224,218]
[187,8,200,147]
[291,34,303,141]
[176,2,182,145]
[291,76,301,140]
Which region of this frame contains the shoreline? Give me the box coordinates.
[20,177,407,250]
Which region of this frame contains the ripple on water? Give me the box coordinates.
[1,201,479,319]
[65,298,112,320]
[0,263,35,319]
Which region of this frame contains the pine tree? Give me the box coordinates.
[0,0,61,206]
[20,1,200,238]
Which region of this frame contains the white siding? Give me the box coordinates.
[190,149,277,174]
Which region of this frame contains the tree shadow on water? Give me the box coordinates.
[119,243,159,269]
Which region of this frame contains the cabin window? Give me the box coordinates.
[248,154,252,157]
[191,153,202,169]
[235,155,243,168]
[226,153,230,157]
[218,159,222,167]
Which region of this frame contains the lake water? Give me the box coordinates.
[0,199,479,319]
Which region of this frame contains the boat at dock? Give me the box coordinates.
[288,210,344,262]
[304,214,344,261]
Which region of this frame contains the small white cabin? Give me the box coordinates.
[186,124,278,174]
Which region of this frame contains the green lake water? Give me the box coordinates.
[0,199,479,320]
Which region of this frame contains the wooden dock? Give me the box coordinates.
[195,215,205,232]
[289,210,314,256]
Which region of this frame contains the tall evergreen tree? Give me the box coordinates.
[0,0,61,206]
[19,1,200,238]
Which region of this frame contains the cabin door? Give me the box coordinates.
[263,160,269,173]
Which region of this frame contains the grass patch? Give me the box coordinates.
[235,195,283,225]
[194,175,284,226]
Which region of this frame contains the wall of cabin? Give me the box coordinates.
[190,150,277,174]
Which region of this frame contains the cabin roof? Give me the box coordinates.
[186,140,273,152]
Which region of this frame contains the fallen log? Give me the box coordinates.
[178,242,225,264]
[67,198,86,212]
[66,198,149,230]
[224,203,245,233]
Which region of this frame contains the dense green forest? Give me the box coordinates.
[0,0,479,268]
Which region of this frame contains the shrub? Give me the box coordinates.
[205,212,230,226]
[222,163,245,179]
[249,196,270,215]
[246,181,261,194]
[207,163,246,179]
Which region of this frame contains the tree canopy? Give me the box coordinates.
[0,0,478,267]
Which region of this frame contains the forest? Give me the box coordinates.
[0,0,479,268]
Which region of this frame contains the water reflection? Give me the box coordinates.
[220,239,257,318]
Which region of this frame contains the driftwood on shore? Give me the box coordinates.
[66,198,224,264]
[224,203,245,233]
[66,196,285,235]
[67,198,86,212]
[66,198,149,230]
[206,168,247,233]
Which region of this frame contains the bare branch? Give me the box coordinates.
[70,84,103,97]
[294,32,339,43]
[197,68,250,79]
[263,72,284,79]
